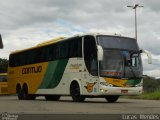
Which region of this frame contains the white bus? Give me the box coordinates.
[8,34,152,102]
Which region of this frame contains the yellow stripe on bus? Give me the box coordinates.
[104,78,128,87]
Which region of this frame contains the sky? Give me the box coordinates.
[0,0,160,77]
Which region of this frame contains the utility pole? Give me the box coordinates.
[127,4,144,40]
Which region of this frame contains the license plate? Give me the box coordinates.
[121,90,128,93]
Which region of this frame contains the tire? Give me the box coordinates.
[70,82,85,102]
[22,84,36,100]
[16,85,23,100]
[45,95,61,101]
[105,96,119,103]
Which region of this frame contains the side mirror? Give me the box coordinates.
[141,49,152,64]
[0,34,3,49]
[97,45,103,61]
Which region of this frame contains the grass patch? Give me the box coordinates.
[126,91,160,100]
[138,91,160,100]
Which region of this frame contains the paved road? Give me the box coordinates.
[0,95,159,114]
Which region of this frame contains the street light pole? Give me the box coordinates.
[127,4,144,40]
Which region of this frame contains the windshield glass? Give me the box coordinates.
[100,50,123,78]
[97,35,139,51]
[99,50,142,79]
[123,51,143,78]
[97,35,142,79]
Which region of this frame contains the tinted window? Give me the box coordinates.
[0,75,7,82]
[9,37,82,67]
[69,38,82,57]
[97,36,139,51]
[84,36,98,76]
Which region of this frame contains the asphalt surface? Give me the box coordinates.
[0,95,159,114]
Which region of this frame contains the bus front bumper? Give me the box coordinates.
[99,86,143,96]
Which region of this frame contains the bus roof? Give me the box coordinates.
[10,36,66,54]
[10,33,134,55]
[37,36,65,46]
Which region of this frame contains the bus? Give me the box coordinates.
[8,34,152,102]
[0,73,8,95]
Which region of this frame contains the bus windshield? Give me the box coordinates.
[97,36,142,79]
[97,35,139,51]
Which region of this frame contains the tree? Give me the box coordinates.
[143,75,160,92]
[0,58,8,73]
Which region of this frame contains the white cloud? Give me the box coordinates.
[0,0,160,77]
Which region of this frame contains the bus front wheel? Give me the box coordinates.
[70,82,85,102]
[105,95,119,103]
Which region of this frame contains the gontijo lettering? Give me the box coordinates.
[22,66,42,74]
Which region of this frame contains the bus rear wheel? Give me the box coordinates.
[22,84,36,100]
[45,95,61,101]
[105,96,119,103]
[70,82,85,102]
[16,84,23,100]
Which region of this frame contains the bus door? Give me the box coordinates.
[82,36,99,95]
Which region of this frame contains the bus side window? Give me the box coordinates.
[59,41,69,59]
[68,37,82,58]
[34,48,45,63]
[84,36,98,76]
[2,76,7,82]
[0,76,7,82]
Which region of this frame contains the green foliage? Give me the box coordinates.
[139,91,160,100]
[129,91,160,100]
[0,58,8,73]
[143,75,160,92]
